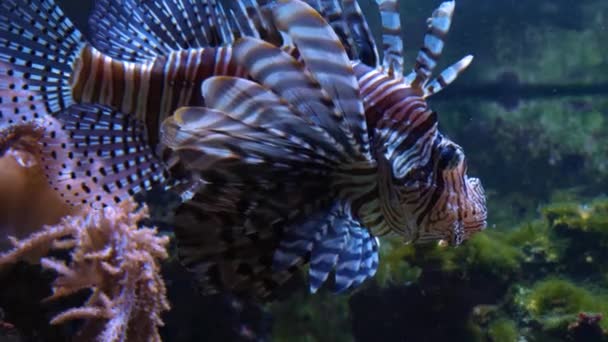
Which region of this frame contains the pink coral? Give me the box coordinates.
[0,200,170,342]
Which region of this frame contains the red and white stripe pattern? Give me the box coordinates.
[70,44,247,144]
[273,0,371,160]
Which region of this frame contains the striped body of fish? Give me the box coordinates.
[0,0,487,299]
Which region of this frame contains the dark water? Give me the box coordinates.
[5,0,608,341]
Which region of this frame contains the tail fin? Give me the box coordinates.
[0,0,84,127]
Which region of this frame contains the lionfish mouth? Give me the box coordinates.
[448,176,487,246]
[437,168,487,246]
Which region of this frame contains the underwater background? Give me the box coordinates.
[1,0,608,341]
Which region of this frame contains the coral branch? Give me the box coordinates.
[0,225,73,265]
[0,200,170,342]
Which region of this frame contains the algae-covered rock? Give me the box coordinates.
[350,231,522,341]
[467,306,520,342]
[451,233,522,280]
[515,278,608,333]
[375,239,420,287]
[487,318,519,342]
[542,199,608,277]
[544,198,608,236]
[377,229,523,287]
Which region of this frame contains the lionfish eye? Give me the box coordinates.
[438,144,463,170]
[406,163,432,183]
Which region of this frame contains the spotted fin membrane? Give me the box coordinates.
[39,104,166,207]
[0,0,254,207]
[0,0,82,127]
[0,0,177,207]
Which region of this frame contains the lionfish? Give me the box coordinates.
[0,0,487,298]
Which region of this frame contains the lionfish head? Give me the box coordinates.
[381,134,487,246]
[418,138,487,245]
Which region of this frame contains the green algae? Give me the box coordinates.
[487,318,519,342]
[544,198,608,234]
[375,239,421,287]
[467,305,520,342]
[517,279,608,331]
[454,232,521,278]
[542,198,608,277]
[377,228,525,286]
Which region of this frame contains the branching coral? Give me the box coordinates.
[0,200,170,342]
